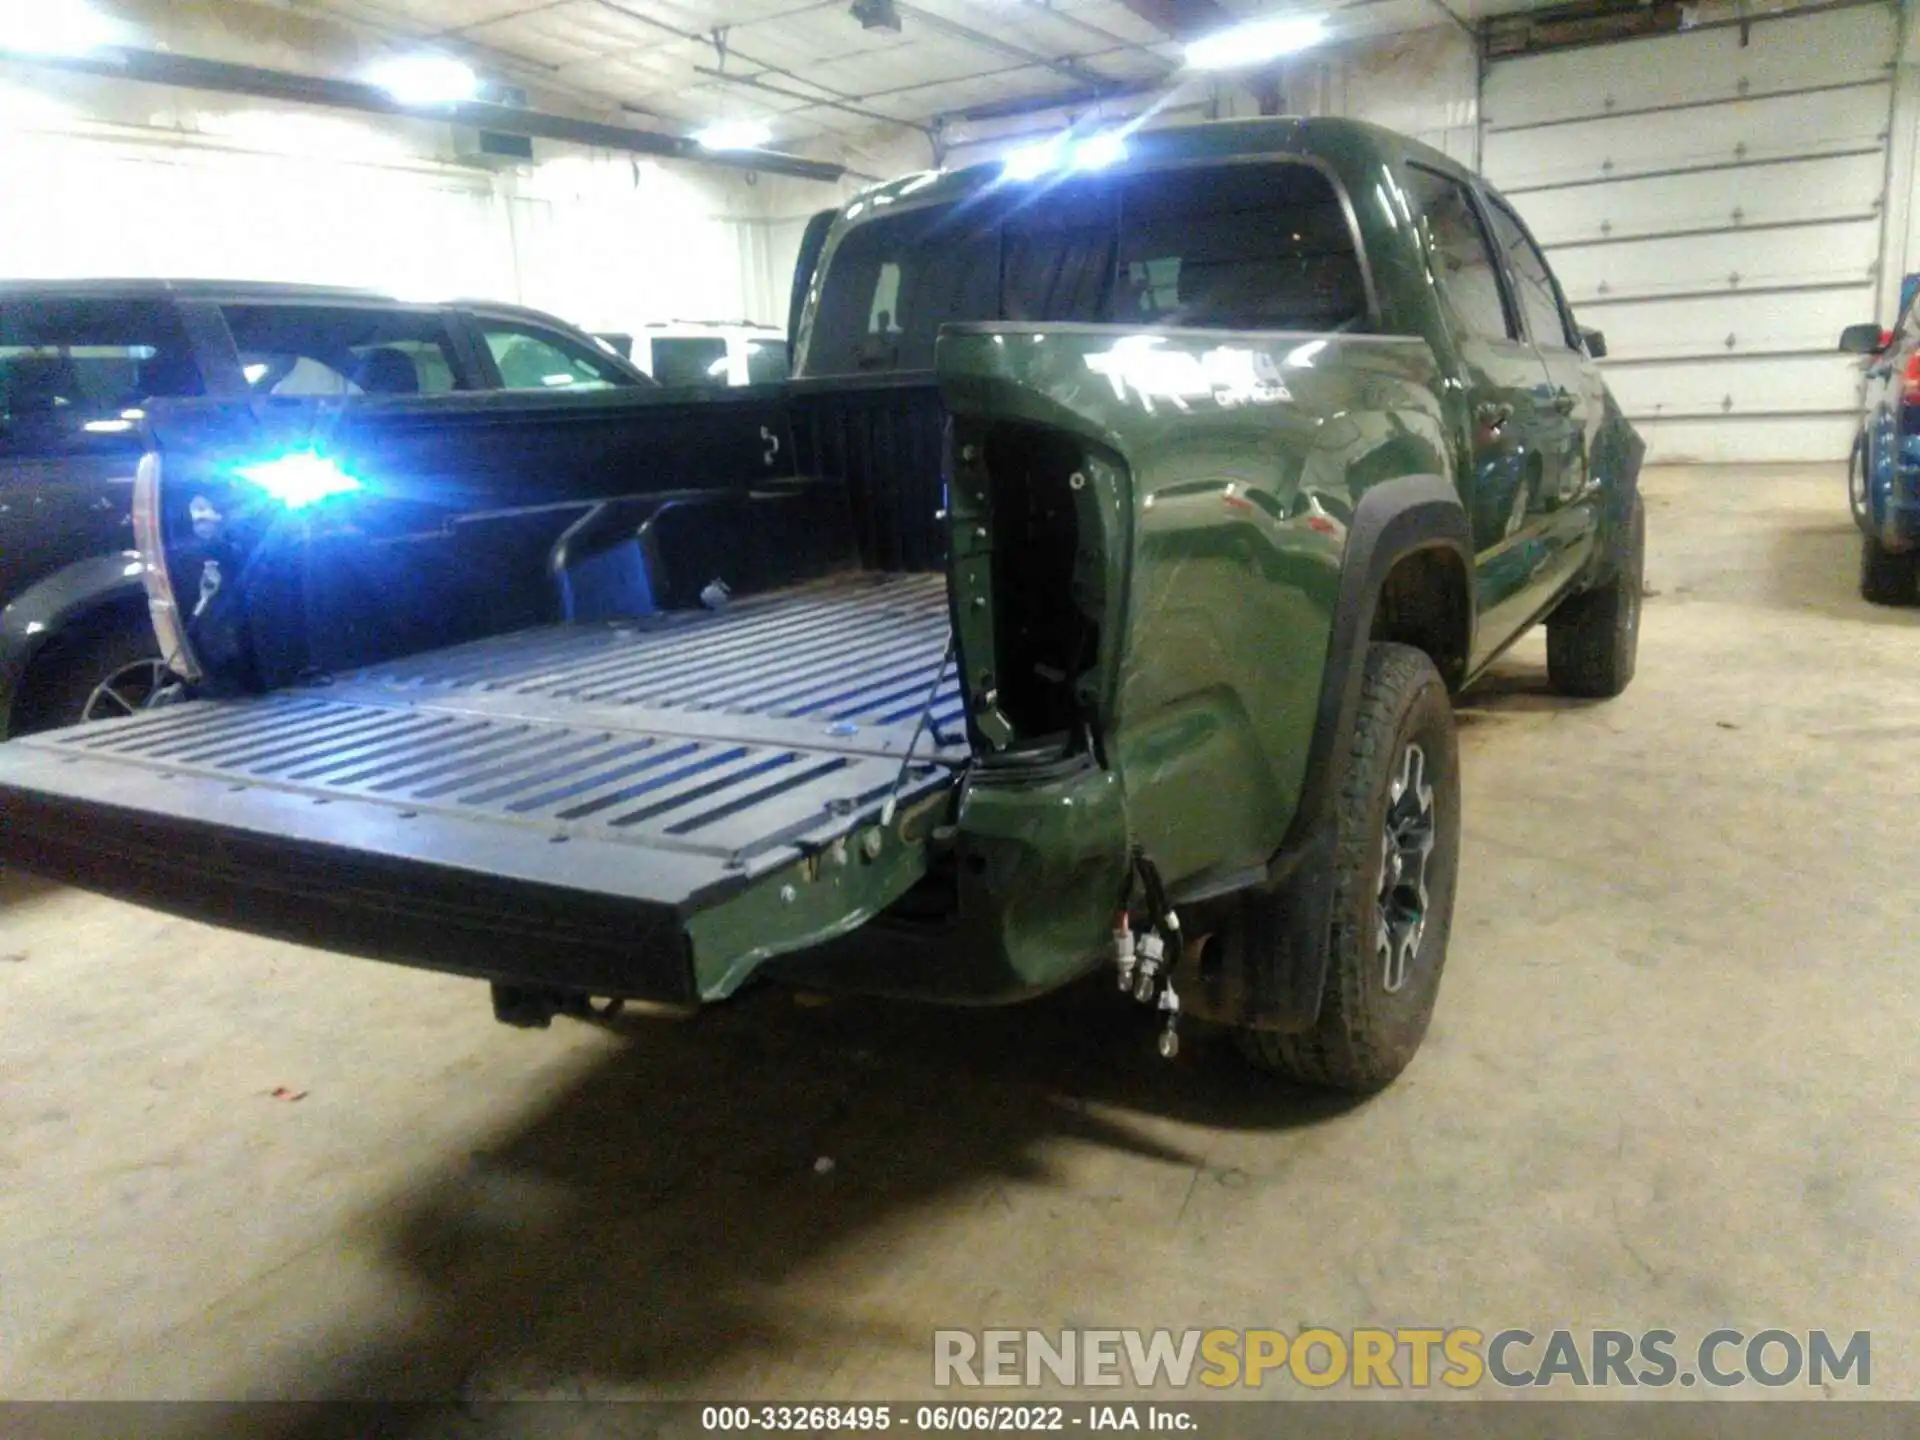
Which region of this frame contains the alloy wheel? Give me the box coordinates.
[80,658,170,723]
[1377,742,1437,994]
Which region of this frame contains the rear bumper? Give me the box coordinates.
[1,774,704,1004]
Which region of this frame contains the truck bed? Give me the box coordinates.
[0,573,964,1003]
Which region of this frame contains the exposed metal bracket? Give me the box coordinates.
[1422,0,1478,42]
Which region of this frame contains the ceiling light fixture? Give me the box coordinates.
[0,0,130,57]
[1184,14,1327,70]
[694,118,772,151]
[850,0,902,32]
[1001,131,1130,181]
[1002,137,1067,181]
[1073,132,1128,170]
[366,54,479,107]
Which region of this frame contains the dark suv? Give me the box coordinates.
[0,280,654,734]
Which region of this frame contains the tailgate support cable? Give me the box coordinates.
[878,634,956,828]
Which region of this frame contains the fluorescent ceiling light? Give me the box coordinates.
[1185,14,1326,70]
[0,0,130,56]
[1002,138,1066,181]
[1074,133,1128,170]
[1002,131,1128,181]
[366,54,478,107]
[694,119,772,151]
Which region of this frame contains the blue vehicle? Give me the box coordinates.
[1840,313,1920,604]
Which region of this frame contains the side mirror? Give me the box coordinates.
[1580,328,1607,359]
[1839,323,1890,355]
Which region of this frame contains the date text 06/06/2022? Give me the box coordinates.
[699,1404,1196,1432]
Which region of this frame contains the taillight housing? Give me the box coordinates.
[132,450,204,683]
[947,420,1125,760]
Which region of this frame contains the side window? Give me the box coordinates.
[647,337,729,387]
[0,297,202,451]
[745,339,789,384]
[221,305,465,396]
[1485,199,1575,350]
[1406,166,1514,342]
[353,339,456,394]
[479,322,633,392]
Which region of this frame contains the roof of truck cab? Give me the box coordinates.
[843,115,1466,218]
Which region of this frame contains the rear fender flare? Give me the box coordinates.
[1296,474,1472,846]
[1576,396,1647,590]
[1181,473,1471,1032]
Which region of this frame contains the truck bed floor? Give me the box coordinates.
[16,571,963,882]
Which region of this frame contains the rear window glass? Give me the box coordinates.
[0,297,202,442]
[745,339,789,384]
[221,304,464,397]
[805,161,1368,375]
[648,337,728,387]
[810,207,999,373]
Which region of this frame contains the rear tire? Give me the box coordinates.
[1239,642,1460,1093]
[12,619,167,735]
[1859,532,1918,606]
[1547,493,1644,698]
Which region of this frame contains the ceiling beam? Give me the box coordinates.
[1106,0,1240,42]
[0,45,846,182]
[952,78,1171,122]
[891,3,1117,91]
[587,0,905,145]
[692,65,932,135]
[1009,0,1181,72]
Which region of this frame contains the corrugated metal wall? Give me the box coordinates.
[1482,3,1900,464]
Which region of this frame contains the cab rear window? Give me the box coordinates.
[805,160,1368,376]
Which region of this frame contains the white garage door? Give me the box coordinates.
[1481,3,1899,464]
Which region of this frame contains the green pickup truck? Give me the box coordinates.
[0,118,1643,1091]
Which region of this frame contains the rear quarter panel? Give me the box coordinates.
[939,323,1451,891]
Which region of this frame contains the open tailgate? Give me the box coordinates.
[0,575,963,1004]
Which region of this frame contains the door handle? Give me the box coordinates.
[1476,401,1513,433]
[1550,389,1577,416]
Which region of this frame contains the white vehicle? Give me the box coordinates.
[601,321,790,388]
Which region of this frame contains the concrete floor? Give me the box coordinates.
[2,464,1916,1409]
